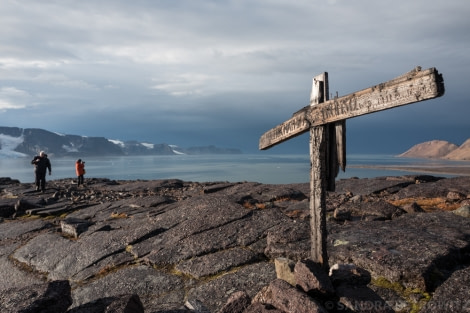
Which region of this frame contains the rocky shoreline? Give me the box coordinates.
[1,175,470,312]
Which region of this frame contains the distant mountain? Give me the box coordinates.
[0,126,242,158]
[398,139,470,160]
[444,139,470,160]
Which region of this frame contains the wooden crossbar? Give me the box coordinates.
[260,67,444,150]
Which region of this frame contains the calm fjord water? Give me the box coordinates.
[0,154,463,184]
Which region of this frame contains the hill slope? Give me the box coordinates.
[444,138,470,160]
[398,139,470,160]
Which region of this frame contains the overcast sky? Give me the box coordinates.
[1,0,469,154]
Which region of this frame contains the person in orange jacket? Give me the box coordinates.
[75,159,85,186]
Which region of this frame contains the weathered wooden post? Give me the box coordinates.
[259,66,444,268]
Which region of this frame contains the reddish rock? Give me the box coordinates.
[401,201,424,213]
[252,279,327,313]
[294,259,334,295]
[217,291,251,313]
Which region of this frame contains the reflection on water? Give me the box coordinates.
[0,154,467,184]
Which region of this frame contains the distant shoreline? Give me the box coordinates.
[349,164,470,176]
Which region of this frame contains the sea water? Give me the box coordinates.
[0,154,465,184]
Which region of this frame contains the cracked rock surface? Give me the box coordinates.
[1,175,470,312]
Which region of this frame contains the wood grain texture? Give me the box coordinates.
[259,67,444,150]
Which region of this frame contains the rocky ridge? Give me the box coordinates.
[1,175,470,312]
[0,126,242,157]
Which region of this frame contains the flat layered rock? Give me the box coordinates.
[71,265,185,311]
[0,242,45,292]
[334,176,418,196]
[186,262,277,313]
[421,265,470,312]
[329,211,470,291]
[0,218,48,241]
[175,247,258,278]
[391,175,470,199]
[0,280,72,313]
[1,176,470,312]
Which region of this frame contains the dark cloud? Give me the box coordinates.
[0,0,468,154]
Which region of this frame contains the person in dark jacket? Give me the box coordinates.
[31,151,52,192]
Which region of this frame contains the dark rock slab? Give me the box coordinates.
[265,219,310,261]
[421,265,470,313]
[175,247,258,279]
[103,294,144,313]
[335,283,394,313]
[29,203,76,217]
[253,278,327,313]
[203,182,238,194]
[0,177,21,185]
[217,291,251,313]
[391,175,470,200]
[338,198,406,221]
[335,176,417,196]
[186,262,276,313]
[13,226,136,282]
[66,196,172,222]
[402,201,425,213]
[103,179,185,193]
[67,297,116,313]
[221,182,309,205]
[294,259,335,295]
[0,198,16,217]
[328,211,470,291]
[14,205,186,282]
[185,299,211,313]
[274,198,310,219]
[0,280,72,313]
[133,197,250,261]
[0,218,48,240]
[243,302,284,313]
[14,199,42,216]
[71,265,186,311]
[329,263,372,286]
[0,242,45,292]
[13,233,76,280]
[145,207,287,266]
[368,284,410,313]
[2,176,470,312]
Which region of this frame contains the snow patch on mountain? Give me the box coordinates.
[108,139,125,147]
[0,134,28,158]
[141,143,154,149]
[169,145,186,155]
[62,144,79,153]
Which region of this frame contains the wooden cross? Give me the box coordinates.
[259,66,445,268]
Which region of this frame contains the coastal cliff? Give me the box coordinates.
[1,176,470,312]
